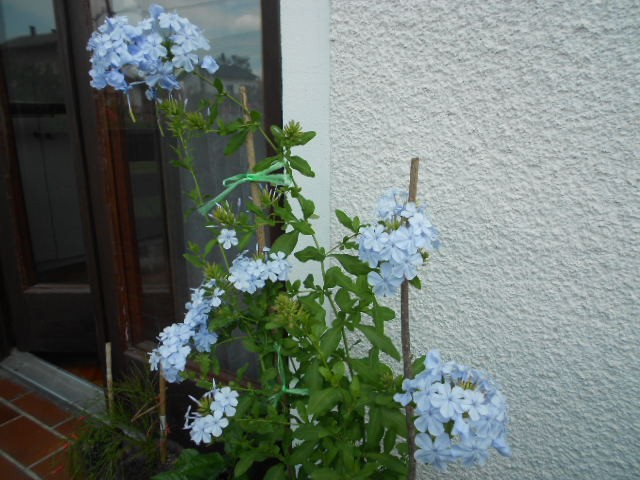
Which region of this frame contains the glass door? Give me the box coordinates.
[0,0,96,353]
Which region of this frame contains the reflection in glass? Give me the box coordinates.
[0,0,88,283]
[109,2,266,376]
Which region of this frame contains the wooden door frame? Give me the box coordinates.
[0,0,283,372]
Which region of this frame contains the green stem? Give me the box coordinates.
[218,244,231,271]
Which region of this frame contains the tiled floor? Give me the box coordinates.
[0,376,84,479]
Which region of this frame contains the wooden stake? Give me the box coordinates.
[105,342,114,416]
[402,157,420,480]
[159,368,167,463]
[240,86,267,252]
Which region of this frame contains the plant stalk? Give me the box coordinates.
[240,86,267,251]
[159,368,167,463]
[402,157,420,480]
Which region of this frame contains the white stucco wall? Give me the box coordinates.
[283,1,640,478]
[328,1,640,479]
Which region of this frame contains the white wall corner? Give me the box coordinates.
[280,0,331,282]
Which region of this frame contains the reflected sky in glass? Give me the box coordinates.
[112,0,263,77]
[0,0,56,41]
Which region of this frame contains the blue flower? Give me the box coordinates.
[218,228,239,250]
[229,251,292,293]
[367,262,403,297]
[357,188,440,296]
[430,383,466,420]
[183,381,238,445]
[88,7,214,98]
[149,280,222,382]
[201,55,219,74]
[415,434,453,472]
[395,350,511,471]
[212,387,239,417]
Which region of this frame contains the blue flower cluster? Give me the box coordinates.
[87,4,218,99]
[149,280,223,383]
[228,250,292,294]
[358,189,440,296]
[394,350,511,471]
[184,380,239,444]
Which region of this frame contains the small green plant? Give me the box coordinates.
[68,367,162,480]
[152,449,226,480]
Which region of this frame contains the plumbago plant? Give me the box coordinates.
[88,5,511,479]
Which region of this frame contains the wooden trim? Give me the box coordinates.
[261,0,283,147]
[65,0,132,372]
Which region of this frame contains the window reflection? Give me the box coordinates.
[0,0,88,283]
[108,2,265,378]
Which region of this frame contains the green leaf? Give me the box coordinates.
[335,288,354,312]
[310,468,340,480]
[292,220,315,235]
[371,305,395,323]
[383,428,397,454]
[234,455,254,477]
[325,266,355,290]
[335,209,355,232]
[409,275,422,289]
[224,129,248,155]
[357,325,401,361]
[273,204,297,222]
[319,326,342,359]
[289,440,316,466]
[271,231,299,255]
[365,453,406,475]
[331,361,346,381]
[289,155,315,177]
[300,197,316,219]
[183,253,204,268]
[365,407,384,449]
[237,231,254,250]
[303,273,316,289]
[304,360,323,390]
[152,450,226,480]
[250,110,262,123]
[308,387,342,416]
[293,423,322,441]
[379,408,408,435]
[213,77,224,93]
[270,125,283,143]
[298,131,317,146]
[295,246,326,263]
[332,254,371,275]
[204,238,217,257]
[264,465,286,480]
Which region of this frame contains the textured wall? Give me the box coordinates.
[329,1,640,478]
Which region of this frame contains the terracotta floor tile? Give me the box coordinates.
[0,378,29,401]
[0,455,33,480]
[55,416,86,439]
[31,449,72,480]
[0,402,21,425]
[12,392,72,427]
[0,416,66,466]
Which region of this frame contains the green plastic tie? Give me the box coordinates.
[270,343,309,406]
[198,161,292,216]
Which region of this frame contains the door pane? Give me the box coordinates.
[0,0,88,283]
[107,1,265,351]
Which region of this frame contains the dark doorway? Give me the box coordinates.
[0,0,101,379]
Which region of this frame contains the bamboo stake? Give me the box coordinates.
[240,86,267,252]
[159,367,167,463]
[105,342,114,416]
[402,157,420,480]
